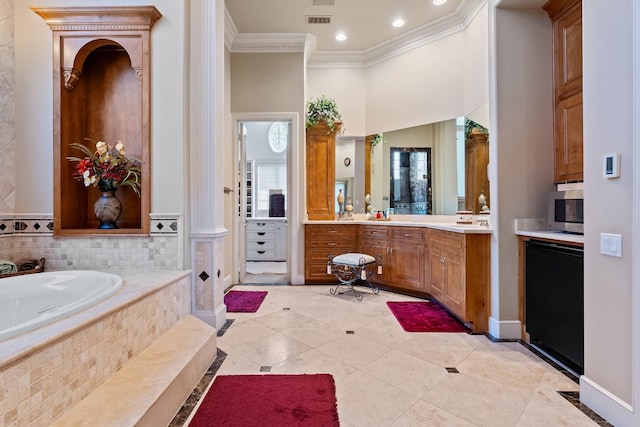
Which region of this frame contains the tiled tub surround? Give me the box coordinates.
[0,269,191,425]
[0,214,183,270]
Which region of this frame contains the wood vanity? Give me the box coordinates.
[304,221,491,332]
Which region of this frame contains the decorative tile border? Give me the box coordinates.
[0,213,181,236]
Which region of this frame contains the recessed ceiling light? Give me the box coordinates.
[433,0,447,5]
[392,19,405,28]
[335,33,347,41]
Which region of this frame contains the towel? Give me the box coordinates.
[17,258,44,271]
[0,260,18,274]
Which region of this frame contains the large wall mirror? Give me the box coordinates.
[336,104,489,216]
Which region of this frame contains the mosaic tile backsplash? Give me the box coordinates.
[0,214,183,270]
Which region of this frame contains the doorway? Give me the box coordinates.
[238,120,291,285]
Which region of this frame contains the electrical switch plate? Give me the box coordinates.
[600,233,622,257]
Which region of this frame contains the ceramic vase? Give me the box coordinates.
[94,179,122,229]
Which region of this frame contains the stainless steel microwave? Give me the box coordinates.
[548,190,584,234]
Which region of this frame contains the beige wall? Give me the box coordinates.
[489,5,554,337]
[581,0,635,415]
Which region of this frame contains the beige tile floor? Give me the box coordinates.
[211,284,601,427]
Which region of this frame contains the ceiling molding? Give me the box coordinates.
[225,0,487,66]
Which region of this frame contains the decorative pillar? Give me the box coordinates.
[189,0,227,329]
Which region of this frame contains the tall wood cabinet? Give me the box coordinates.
[544,0,583,183]
[306,122,341,220]
[33,6,161,235]
[465,131,490,214]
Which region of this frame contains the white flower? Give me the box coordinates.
[96,141,107,155]
[115,141,125,155]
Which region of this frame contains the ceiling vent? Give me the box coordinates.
[307,15,332,24]
[307,16,331,24]
[311,0,336,6]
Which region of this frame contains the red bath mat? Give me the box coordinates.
[188,374,339,427]
[387,300,470,332]
[224,290,268,312]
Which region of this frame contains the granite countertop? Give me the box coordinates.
[514,218,584,245]
[304,215,492,234]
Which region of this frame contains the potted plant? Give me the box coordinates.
[371,133,386,149]
[306,95,342,132]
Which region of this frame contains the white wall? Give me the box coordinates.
[580,0,637,422]
[14,0,186,214]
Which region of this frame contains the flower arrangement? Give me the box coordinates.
[67,139,142,196]
[371,133,386,148]
[305,95,342,132]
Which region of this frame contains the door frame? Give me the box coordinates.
[231,113,299,285]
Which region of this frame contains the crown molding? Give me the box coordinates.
[30,6,162,31]
[225,0,487,66]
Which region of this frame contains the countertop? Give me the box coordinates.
[304,215,492,234]
[514,218,584,245]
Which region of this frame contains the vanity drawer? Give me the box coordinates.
[247,241,276,250]
[360,226,389,239]
[391,227,425,242]
[247,231,276,241]
[247,249,276,260]
[247,221,277,232]
[306,224,358,241]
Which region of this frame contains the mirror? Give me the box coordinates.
[335,104,489,216]
[389,148,432,215]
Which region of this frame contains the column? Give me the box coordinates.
[189,0,227,329]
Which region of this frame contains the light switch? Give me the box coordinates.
[600,233,622,257]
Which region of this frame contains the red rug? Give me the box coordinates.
[387,300,470,332]
[224,290,268,312]
[189,374,339,427]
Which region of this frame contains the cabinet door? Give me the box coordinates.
[361,238,389,284]
[391,240,425,291]
[427,248,444,299]
[554,92,583,182]
[442,254,465,318]
[553,1,582,98]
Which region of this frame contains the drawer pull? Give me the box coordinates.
[328,242,337,246]
[257,222,266,226]
[404,233,411,237]
[257,232,266,236]
[257,251,265,254]
[257,242,265,245]
[328,230,337,234]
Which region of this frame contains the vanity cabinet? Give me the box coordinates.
[426,229,490,332]
[304,224,358,283]
[544,0,583,183]
[360,226,426,292]
[246,219,287,261]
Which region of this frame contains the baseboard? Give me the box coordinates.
[193,302,227,331]
[488,317,521,340]
[580,375,636,426]
[291,273,305,285]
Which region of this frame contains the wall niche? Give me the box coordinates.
[32,6,161,235]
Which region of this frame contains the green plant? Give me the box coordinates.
[464,118,488,140]
[305,95,342,132]
[371,133,386,148]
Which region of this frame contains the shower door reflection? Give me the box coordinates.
[390,148,432,215]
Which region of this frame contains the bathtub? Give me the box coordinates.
[0,270,122,341]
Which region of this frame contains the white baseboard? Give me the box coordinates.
[193,303,227,331]
[291,273,305,285]
[488,317,521,339]
[580,375,636,426]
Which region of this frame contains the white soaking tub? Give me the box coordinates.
[0,270,122,341]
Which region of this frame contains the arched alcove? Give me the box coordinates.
[32,6,161,235]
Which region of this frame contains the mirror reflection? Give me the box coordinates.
[335,103,490,216]
[390,148,432,215]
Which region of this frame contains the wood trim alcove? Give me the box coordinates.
[32,6,162,235]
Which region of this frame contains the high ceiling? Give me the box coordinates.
[225,0,465,52]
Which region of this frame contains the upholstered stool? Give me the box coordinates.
[327,253,381,300]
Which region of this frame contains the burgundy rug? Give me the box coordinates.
[224,290,268,312]
[387,300,470,332]
[189,374,339,427]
